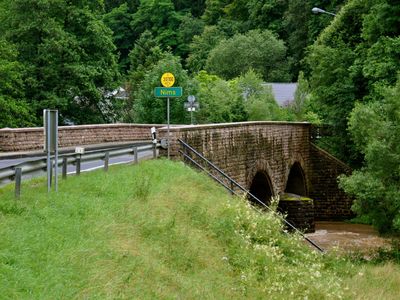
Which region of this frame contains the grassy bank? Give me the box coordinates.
[0,159,399,299]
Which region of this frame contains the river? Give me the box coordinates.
[306,221,391,254]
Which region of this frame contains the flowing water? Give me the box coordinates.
[306,221,391,253]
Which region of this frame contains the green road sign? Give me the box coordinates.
[154,87,182,98]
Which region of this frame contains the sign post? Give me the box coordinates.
[155,73,182,159]
[43,109,58,192]
[184,95,199,125]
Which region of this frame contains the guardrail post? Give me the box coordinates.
[76,157,81,175]
[153,144,157,159]
[104,152,109,172]
[134,147,138,164]
[62,157,68,179]
[15,167,22,199]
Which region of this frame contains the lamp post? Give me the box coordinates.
[312,7,336,16]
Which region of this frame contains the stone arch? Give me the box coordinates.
[246,159,276,206]
[248,171,274,205]
[284,161,307,196]
[246,159,277,195]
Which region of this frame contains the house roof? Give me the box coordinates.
[104,87,129,100]
[262,83,298,107]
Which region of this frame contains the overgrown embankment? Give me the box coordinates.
[0,160,397,299]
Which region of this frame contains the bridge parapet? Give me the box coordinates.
[0,123,163,152]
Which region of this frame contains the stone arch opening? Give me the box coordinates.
[285,162,307,196]
[248,171,274,205]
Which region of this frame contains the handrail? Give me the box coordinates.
[178,139,324,253]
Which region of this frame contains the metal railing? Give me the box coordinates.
[178,139,324,253]
[0,142,158,195]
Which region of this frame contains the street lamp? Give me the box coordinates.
[312,7,336,16]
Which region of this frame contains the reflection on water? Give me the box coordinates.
[305,221,391,252]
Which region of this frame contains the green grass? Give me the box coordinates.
[0,159,399,299]
[344,262,400,300]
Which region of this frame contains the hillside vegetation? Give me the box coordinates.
[0,160,399,299]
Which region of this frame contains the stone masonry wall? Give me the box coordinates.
[278,200,315,233]
[308,144,353,220]
[159,122,353,220]
[0,124,163,152]
[159,122,313,196]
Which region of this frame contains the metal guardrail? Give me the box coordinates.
[178,138,324,253]
[0,142,158,191]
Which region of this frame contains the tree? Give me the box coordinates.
[339,77,400,233]
[305,0,373,165]
[125,31,166,122]
[306,0,400,165]
[131,0,181,53]
[224,0,249,23]
[0,0,120,125]
[0,39,33,128]
[129,31,166,91]
[194,69,293,124]
[202,0,229,25]
[176,13,205,59]
[237,70,293,121]
[186,25,226,73]
[104,0,140,13]
[195,71,245,123]
[283,0,310,79]
[173,0,206,17]
[282,72,321,124]
[103,3,136,72]
[205,30,289,81]
[132,53,195,124]
[246,0,288,36]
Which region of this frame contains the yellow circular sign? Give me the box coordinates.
[161,72,175,87]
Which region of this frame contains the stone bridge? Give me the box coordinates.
[159,121,352,220]
[0,121,352,220]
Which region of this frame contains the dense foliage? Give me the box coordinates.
[0,0,344,127]
[0,0,120,125]
[339,78,400,233]
[205,30,289,81]
[1,0,399,233]
[306,0,400,231]
[0,39,33,128]
[306,0,400,165]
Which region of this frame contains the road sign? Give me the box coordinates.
[43,109,59,193]
[43,109,58,152]
[154,87,182,97]
[161,72,175,87]
[184,102,199,109]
